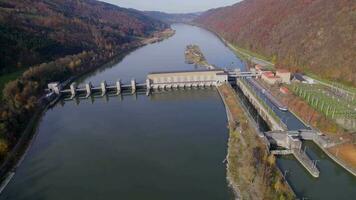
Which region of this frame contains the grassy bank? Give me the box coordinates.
[218,83,294,200]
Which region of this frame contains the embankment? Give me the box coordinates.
[217,83,295,200]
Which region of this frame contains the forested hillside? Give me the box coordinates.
[195,0,356,86]
[0,0,166,166]
[0,0,167,74]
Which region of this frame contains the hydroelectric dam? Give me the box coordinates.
[47,69,259,98]
[46,68,323,178]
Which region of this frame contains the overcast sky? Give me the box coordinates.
[101,0,240,13]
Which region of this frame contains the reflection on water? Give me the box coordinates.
[0,24,354,200]
[1,23,239,199]
[1,90,233,200]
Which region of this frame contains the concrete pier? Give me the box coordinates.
[116,80,121,94]
[48,69,258,98]
[131,79,136,94]
[47,82,61,94]
[146,79,151,90]
[293,149,320,177]
[70,82,77,99]
[265,130,320,177]
[101,81,107,96]
[85,82,92,97]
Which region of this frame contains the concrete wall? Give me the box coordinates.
[147,70,228,88]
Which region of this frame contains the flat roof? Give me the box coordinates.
[148,69,224,75]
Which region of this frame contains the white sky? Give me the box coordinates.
[101,0,240,13]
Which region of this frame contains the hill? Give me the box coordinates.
[144,11,200,24]
[0,0,167,168]
[0,0,167,75]
[194,0,356,86]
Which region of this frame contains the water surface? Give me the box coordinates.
[1,24,355,200]
[1,24,239,200]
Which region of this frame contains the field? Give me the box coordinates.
[306,73,356,94]
[290,83,356,131]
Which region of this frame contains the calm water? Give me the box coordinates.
[1,24,355,200]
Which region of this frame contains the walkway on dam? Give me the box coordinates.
[47,69,260,99]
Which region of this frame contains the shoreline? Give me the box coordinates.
[0,28,176,193]
[201,24,356,177]
[217,83,295,200]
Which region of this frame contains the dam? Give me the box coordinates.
[47,67,321,178]
[2,24,355,200]
[47,69,259,98]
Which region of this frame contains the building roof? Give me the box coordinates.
[216,72,228,75]
[148,69,224,75]
[262,71,275,78]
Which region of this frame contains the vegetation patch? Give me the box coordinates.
[0,0,170,176]
[185,44,211,68]
[194,0,356,86]
[218,84,294,200]
[290,83,355,131]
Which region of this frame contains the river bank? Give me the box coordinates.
[0,28,175,190]
[207,27,356,176]
[262,81,356,176]
[217,83,295,200]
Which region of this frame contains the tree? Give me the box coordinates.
[0,139,8,158]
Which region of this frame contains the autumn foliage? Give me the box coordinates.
[195,0,356,86]
[0,0,167,74]
[0,0,167,162]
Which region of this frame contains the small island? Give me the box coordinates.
[185,44,214,69]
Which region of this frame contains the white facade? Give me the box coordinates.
[147,70,228,88]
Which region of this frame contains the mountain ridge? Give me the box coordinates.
[144,11,200,24]
[0,0,167,74]
[194,0,356,86]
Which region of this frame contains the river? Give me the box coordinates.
[0,24,355,200]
